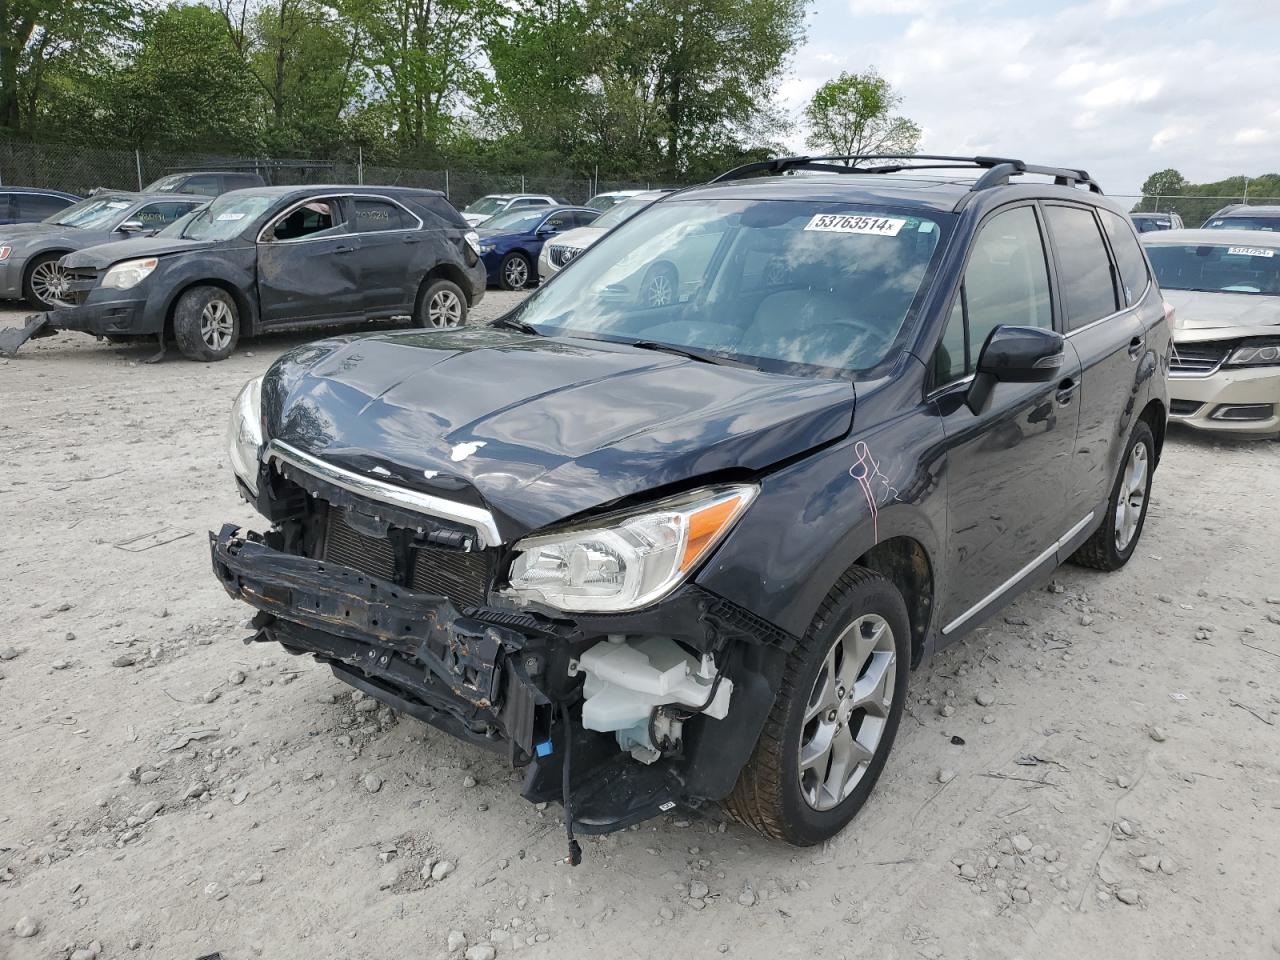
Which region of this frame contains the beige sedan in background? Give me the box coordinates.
[1143,228,1280,436]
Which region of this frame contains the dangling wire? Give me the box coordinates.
[559,700,582,866]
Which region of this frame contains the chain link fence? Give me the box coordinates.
[0,140,666,207]
[1113,194,1280,228]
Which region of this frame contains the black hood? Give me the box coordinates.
[63,236,219,269]
[262,327,855,537]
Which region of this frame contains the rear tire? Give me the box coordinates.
[499,252,531,290]
[724,567,910,845]
[172,286,239,362]
[1069,419,1155,571]
[414,278,467,329]
[24,253,70,309]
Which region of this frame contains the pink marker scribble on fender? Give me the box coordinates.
[849,441,901,544]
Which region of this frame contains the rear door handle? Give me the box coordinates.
[402,234,422,244]
[333,245,355,254]
[1056,377,1078,405]
[1127,336,1144,359]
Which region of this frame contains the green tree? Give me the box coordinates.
[803,68,920,160]
[341,0,501,155]
[1140,168,1186,199]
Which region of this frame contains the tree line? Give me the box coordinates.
[1,0,814,181]
[1136,168,1280,224]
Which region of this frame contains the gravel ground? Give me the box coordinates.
[2,294,1279,960]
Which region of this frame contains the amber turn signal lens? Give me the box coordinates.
[680,495,746,572]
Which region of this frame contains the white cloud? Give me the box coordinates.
[781,0,1280,194]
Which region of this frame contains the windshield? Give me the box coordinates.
[1204,216,1280,232]
[170,192,275,241]
[144,175,187,193]
[48,196,133,229]
[464,196,506,215]
[511,199,950,376]
[1147,243,1280,294]
[482,209,551,233]
[587,194,630,211]
[591,195,657,230]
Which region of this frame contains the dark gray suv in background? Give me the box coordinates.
[211,155,1169,853]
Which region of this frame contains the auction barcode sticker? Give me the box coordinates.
[804,214,906,236]
[1227,245,1275,258]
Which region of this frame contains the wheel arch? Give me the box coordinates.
[23,248,73,283]
[1139,396,1166,464]
[418,263,475,306]
[851,535,934,668]
[162,279,257,341]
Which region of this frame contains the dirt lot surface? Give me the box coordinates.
[2,294,1279,960]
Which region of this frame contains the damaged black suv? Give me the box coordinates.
[211,155,1169,850]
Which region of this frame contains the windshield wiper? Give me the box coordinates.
[626,340,737,365]
[490,316,542,335]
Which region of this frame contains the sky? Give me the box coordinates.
[777,0,1280,197]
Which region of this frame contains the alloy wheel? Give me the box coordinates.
[1114,441,1148,551]
[798,613,896,811]
[30,260,70,305]
[644,272,673,306]
[200,300,235,351]
[427,288,463,328]
[504,257,529,288]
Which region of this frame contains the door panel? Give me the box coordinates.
[256,196,359,325]
[347,197,419,314]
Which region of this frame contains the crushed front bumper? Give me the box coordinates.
[208,523,776,834]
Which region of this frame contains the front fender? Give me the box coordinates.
[150,249,258,334]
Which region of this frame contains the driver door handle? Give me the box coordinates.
[1127,335,1144,359]
[333,245,355,254]
[1055,377,1078,405]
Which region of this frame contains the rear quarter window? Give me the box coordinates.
[1100,209,1151,305]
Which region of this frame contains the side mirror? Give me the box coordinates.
[966,325,1065,415]
[118,220,146,234]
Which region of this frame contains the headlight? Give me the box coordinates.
[101,257,158,290]
[226,375,265,494]
[502,485,757,612]
[479,243,495,254]
[1227,341,1280,366]
[464,230,482,257]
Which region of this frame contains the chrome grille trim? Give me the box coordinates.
[1169,342,1230,379]
[264,439,502,547]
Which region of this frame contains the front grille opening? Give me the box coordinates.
[1170,341,1230,376]
[322,507,492,607]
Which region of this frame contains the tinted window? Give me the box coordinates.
[1205,216,1280,232]
[0,193,11,220]
[135,201,202,227]
[18,193,74,220]
[1046,205,1118,329]
[180,175,220,196]
[1100,210,1150,305]
[933,205,1052,384]
[352,198,412,232]
[541,213,571,232]
[268,198,344,241]
[570,210,599,228]
[224,174,263,190]
[510,198,541,209]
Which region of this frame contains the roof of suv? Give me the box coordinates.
[3,186,80,198]
[222,185,447,200]
[678,154,1115,216]
[1210,204,1280,217]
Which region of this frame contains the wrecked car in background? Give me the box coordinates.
[210,154,1169,853]
[1144,228,1280,435]
[1,186,485,362]
[0,192,207,309]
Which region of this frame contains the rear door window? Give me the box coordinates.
[1100,209,1150,306]
[1046,205,1120,329]
[352,198,413,232]
[180,175,221,196]
[18,193,74,220]
[934,205,1053,385]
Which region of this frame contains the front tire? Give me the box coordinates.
[172,286,239,362]
[499,252,531,290]
[24,253,71,309]
[414,278,467,329]
[1069,419,1155,571]
[724,567,910,845]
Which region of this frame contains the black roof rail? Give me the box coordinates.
[710,154,1103,194]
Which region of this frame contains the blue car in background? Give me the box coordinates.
[478,205,599,289]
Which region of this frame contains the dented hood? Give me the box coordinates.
[262,327,855,536]
[63,235,220,269]
[1166,288,1280,342]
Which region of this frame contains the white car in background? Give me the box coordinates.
[460,193,558,227]
[584,189,649,211]
[538,190,670,283]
